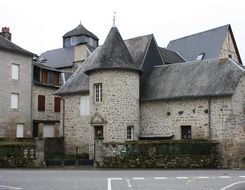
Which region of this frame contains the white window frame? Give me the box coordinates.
[80,95,90,116]
[94,83,102,102]
[11,93,19,109]
[126,126,134,140]
[196,53,205,60]
[16,124,24,138]
[11,63,19,80]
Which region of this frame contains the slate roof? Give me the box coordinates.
[124,34,153,67]
[0,35,34,56]
[84,27,140,74]
[167,25,242,63]
[40,47,74,69]
[33,62,62,72]
[141,58,244,101]
[63,24,99,40]
[158,47,185,64]
[54,47,102,95]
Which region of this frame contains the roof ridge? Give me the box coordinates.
[124,34,153,41]
[169,24,230,43]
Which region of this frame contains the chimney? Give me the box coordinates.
[0,27,12,41]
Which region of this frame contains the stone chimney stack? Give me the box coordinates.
[0,27,12,41]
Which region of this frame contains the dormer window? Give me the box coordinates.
[71,36,77,45]
[196,53,205,60]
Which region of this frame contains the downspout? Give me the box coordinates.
[208,97,212,140]
[62,97,65,167]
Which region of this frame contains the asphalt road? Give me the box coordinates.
[0,169,245,190]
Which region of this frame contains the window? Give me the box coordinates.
[40,70,48,84]
[43,124,54,137]
[228,54,232,59]
[94,83,102,102]
[11,93,19,109]
[38,95,45,111]
[89,37,93,46]
[94,126,103,139]
[12,64,19,80]
[54,97,61,112]
[53,72,60,86]
[71,37,77,45]
[80,95,90,116]
[16,124,24,138]
[181,126,192,139]
[196,53,205,60]
[127,126,134,140]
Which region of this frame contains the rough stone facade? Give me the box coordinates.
[140,76,245,168]
[62,94,92,155]
[0,50,32,138]
[89,70,140,143]
[32,84,60,137]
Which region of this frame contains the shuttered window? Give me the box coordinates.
[40,70,48,84]
[80,95,90,116]
[53,72,60,86]
[54,97,61,112]
[38,95,45,111]
[11,93,19,109]
[12,64,19,80]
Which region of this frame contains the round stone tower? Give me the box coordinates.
[85,26,141,143]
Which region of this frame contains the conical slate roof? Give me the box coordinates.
[85,27,141,74]
[63,24,98,40]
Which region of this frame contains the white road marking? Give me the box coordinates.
[126,179,132,189]
[218,176,231,179]
[154,177,168,180]
[0,185,22,190]
[107,178,123,190]
[176,177,189,179]
[239,176,245,178]
[196,176,210,179]
[132,177,145,180]
[220,180,245,190]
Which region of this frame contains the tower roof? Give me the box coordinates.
[63,24,98,40]
[85,27,141,74]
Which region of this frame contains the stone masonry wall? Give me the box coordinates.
[140,98,210,139]
[63,95,92,155]
[0,50,32,138]
[32,85,60,121]
[89,70,140,143]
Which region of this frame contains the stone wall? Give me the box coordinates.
[140,76,245,168]
[0,50,32,138]
[89,70,140,143]
[62,95,92,155]
[219,31,240,63]
[99,140,219,168]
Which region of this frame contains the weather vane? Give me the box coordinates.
[113,12,116,27]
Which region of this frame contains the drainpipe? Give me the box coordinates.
[62,97,65,167]
[208,97,212,140]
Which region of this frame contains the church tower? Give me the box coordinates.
[85,26,141,143]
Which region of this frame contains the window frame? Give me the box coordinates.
[94,83,102,103]
[181,125,192,139]
[11,93,19,110]
[16,123,24,138]
[126,126,134,140]
[11,63,19,80]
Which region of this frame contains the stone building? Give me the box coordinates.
[55,24,244,168]
[0,27,34,138]
[32,62,63,137]
[39,24,99,73]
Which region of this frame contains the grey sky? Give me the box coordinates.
[1,0,244,62]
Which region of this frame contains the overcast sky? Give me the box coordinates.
[1,0,244,62]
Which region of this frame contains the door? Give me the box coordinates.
[16,124,24,138]
[94,125,103,139]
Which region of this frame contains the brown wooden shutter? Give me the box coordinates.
[38,95,45,111]
[53,72,60,86]
[41,70,48,84]
[54,97,61,112]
